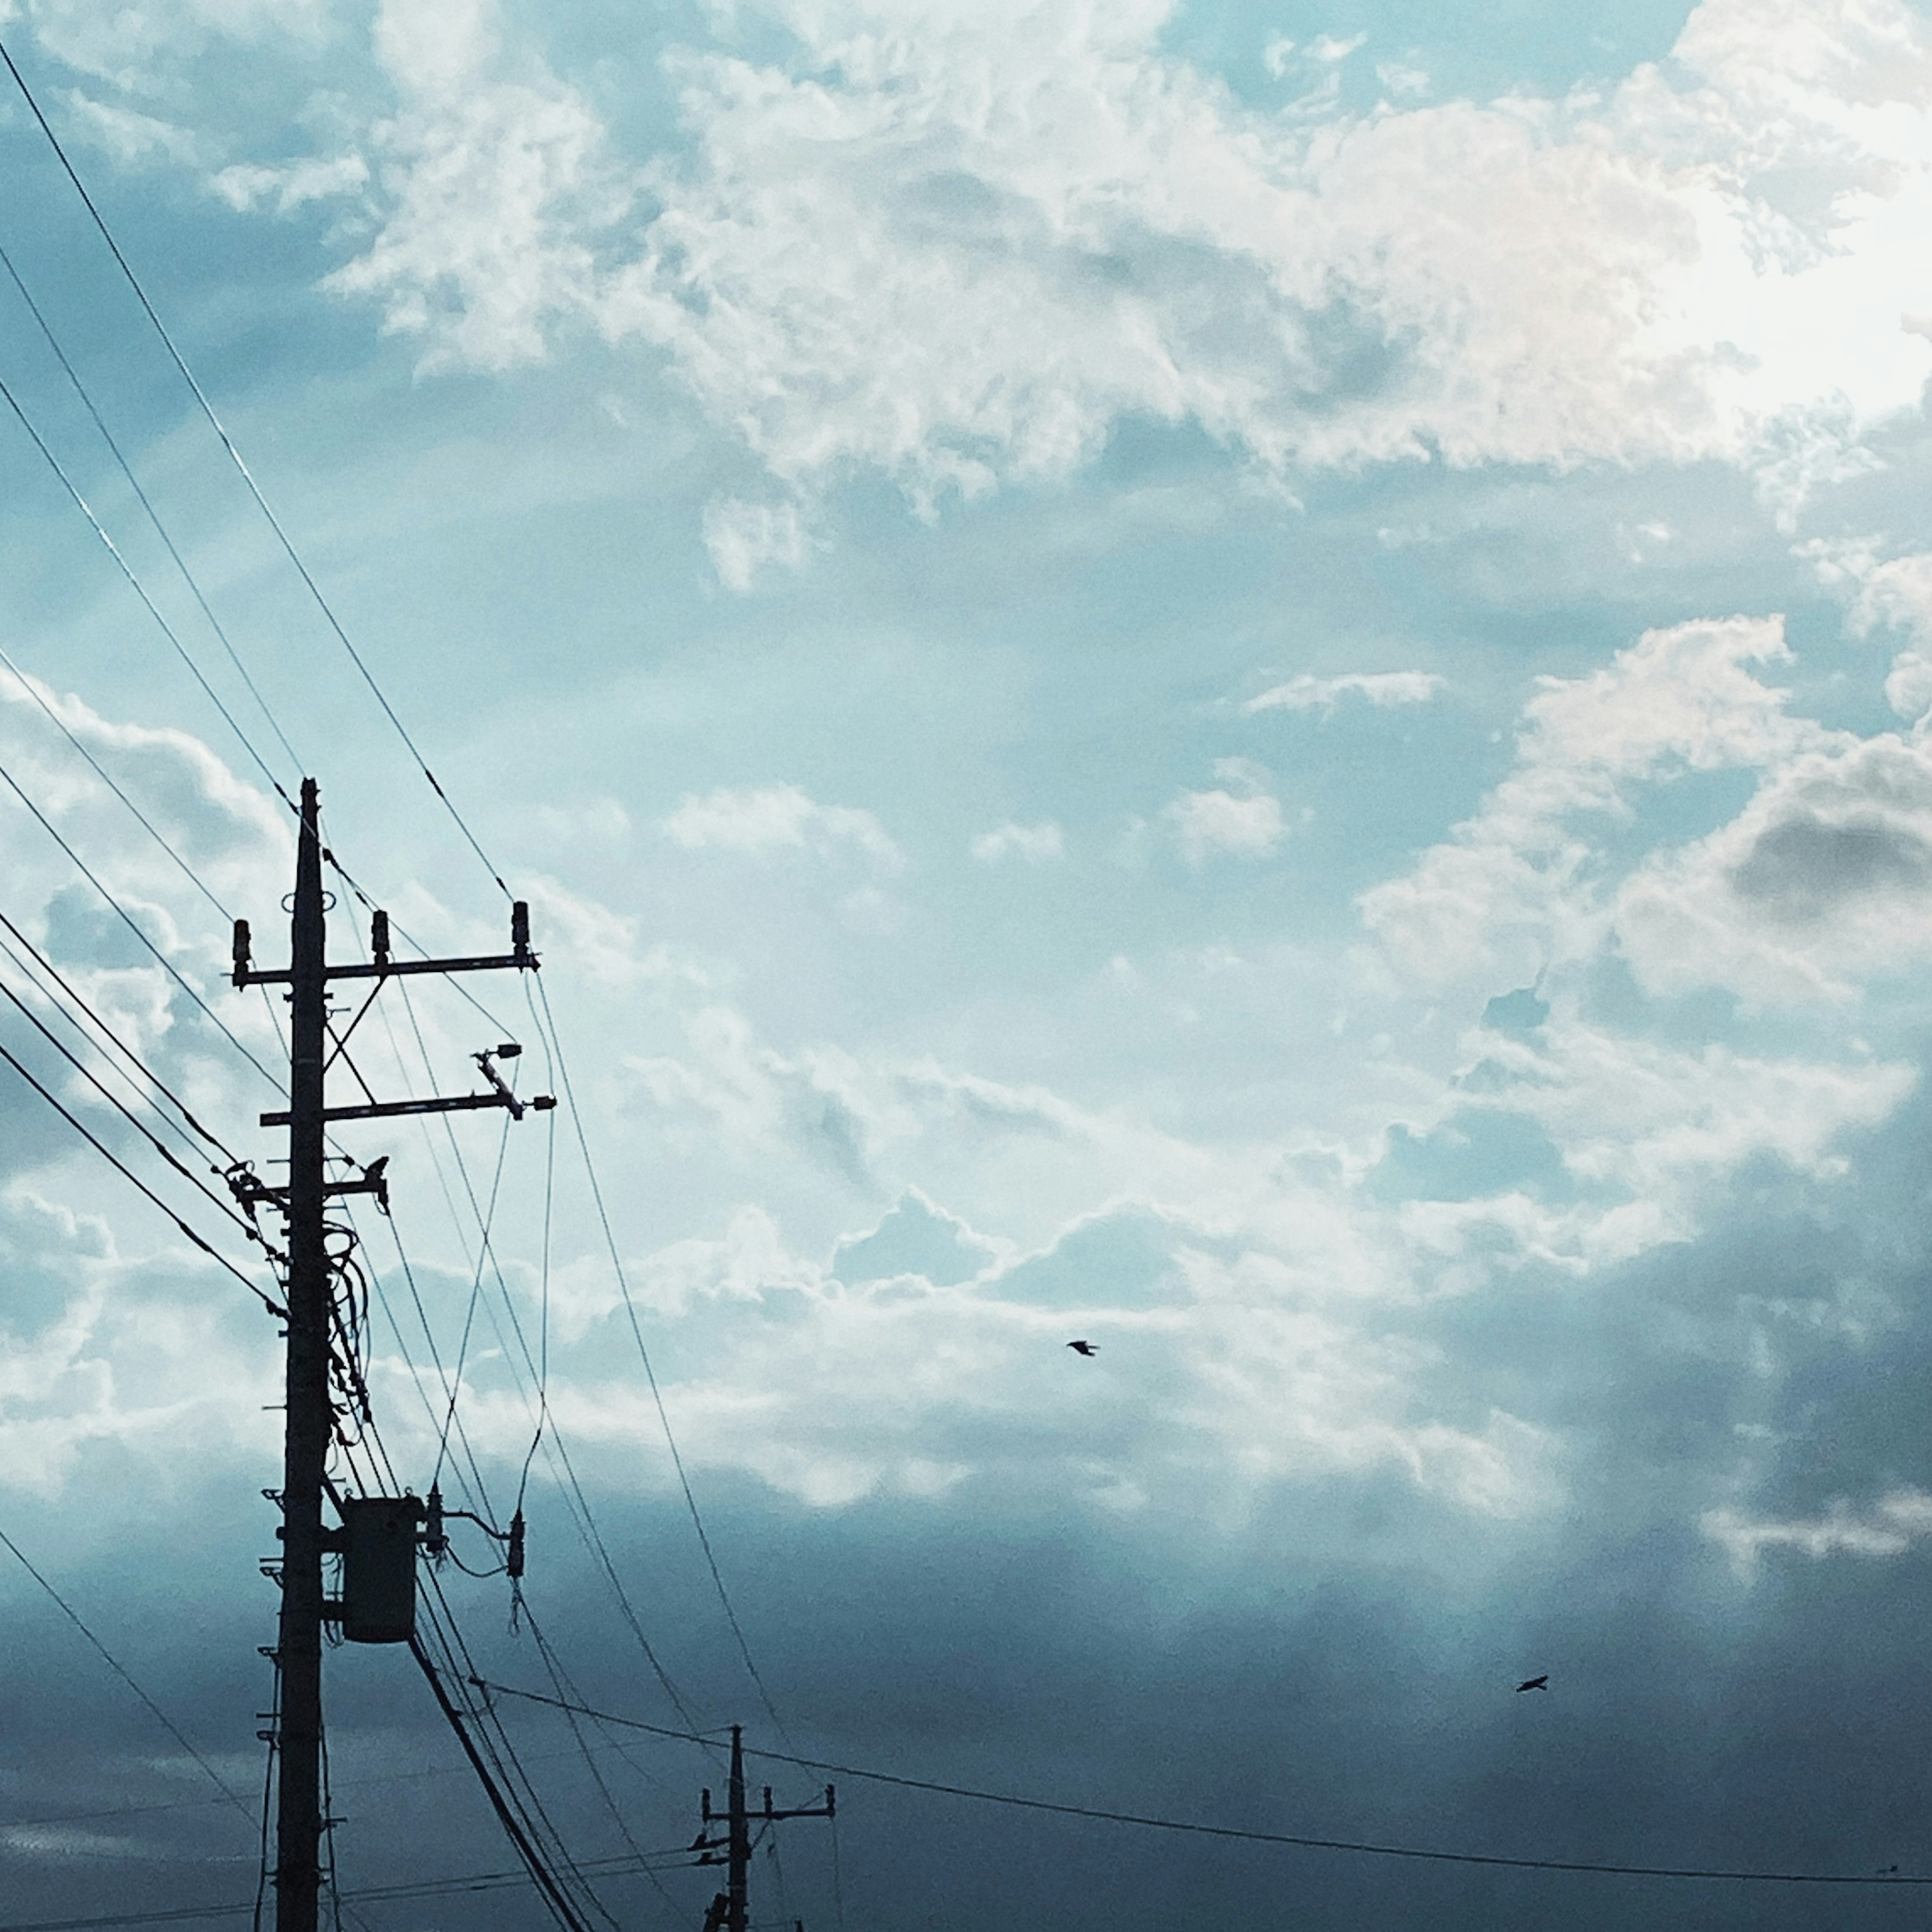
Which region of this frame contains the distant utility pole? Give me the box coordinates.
[695,1727,834,1932]
[233,778,548,1932]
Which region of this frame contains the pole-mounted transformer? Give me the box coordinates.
[333,1497,425,1645]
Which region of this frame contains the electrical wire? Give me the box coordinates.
[0,903,238,1159]
[0,1842,712,1932]
[376,974,703,1731]
[0,1032,278,1309]
[0,368,297,813]
[473,1678,1932,1890]
[0,970,275,1256]
[0,753,283,1091]
[0,646,241,920]
[531,973,791,1744]
[0,231,303,789]
[0,34,510,900]
[0,1524,257,1830]
[0,922,227,1177]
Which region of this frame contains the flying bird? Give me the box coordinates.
[1067,1339,1098,1357]
[1515,1675,1549,1693]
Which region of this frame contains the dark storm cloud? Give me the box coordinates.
[1731,813,1932,920]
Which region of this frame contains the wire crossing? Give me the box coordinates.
[469,1679,1932,1890]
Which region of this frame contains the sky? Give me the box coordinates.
[4,0,1932,1925]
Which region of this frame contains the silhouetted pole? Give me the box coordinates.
[233,782,551,1928]
[697,1727,834,1932]
[728,1726,750,1932]
[276,777,328,1932]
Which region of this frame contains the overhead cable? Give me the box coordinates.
[0,35,509,899]
[0,905,238,1159]
[0,370,295,812]
[0,968,273,1254]
[0,1034,278,1311]
[0,232,303,784]
[0,755,284,1092]
[0,1523,256,1830]
[533,974,792,1743]
[469,1679,1932,1890]
[0,645,236,922]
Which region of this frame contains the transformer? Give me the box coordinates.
[337,1496,423,1644]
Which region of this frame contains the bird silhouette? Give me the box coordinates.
[1067,1339,1098,1356]
[1515,1675,1549,1693]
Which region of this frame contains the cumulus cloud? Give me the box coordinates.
[1245,671,1444,715]
[319,0,632,373]
[663,782,903,872]
[1166,760,1284,863]
[110,0,1932,568]
[970,821,1064,864]
[1360,615,1816,989]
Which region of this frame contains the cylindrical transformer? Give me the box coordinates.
[339,1496,422,1644]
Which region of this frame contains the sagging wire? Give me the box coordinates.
[0,905,238,1162]
[431,1112,515,1493]
[514,1100,556,1521]
[0,231,304,791]
[0,37,511,901]
[529,971,794,1747]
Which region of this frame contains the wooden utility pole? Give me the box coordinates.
[274,776,328,1932]
[697,1726,834,1932]
[232,778,550,1928]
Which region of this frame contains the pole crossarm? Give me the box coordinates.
[234,950,535,987]
[697,1727,833,1932]
[259,1090,555,1128]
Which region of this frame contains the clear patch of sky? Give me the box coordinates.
[1164,0,1700,111]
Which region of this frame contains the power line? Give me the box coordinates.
[0,752,284,1092]
[0,643,238,922]
[0,1031,277,1310]
[531,974,791,1744]
[0,1524,256,1830]
[0,965,274,1255]
[469,1679,1932,1890]
[0,34,508,900]
[0,367,295,812]
[0,229,304,785]
[0,1843,707,1932]
[0,915,232,1169]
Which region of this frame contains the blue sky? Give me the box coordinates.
[6,0,1932,1925]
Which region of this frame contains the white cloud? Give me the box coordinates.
[319,0,631,373]
[1245,670,1444,715]
[663,782,903,872]
[1704,1490,1932,1575]
[1360,615,1814,989]
[591,0,1932,518]
[970,821,1064,863]
[1166,761,1284,862]
[69,0,1932,572]
[700,497,816,591]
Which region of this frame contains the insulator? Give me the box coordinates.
[507,1509,525,1580]
[231,918,251,984]
[511,899,531,956]
[371,908,390,968]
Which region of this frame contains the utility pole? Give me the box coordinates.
[274,776,328,1932]
[696,1727,834,1932]
[233,778,550,1932]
